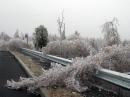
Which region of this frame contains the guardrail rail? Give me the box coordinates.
[21,48,130,94]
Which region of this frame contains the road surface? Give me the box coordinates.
[0,51,40,97]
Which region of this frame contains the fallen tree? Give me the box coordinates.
[6,45,130,93]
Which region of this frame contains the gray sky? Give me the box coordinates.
[0,0,130,40]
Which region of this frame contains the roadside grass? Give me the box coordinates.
[12,51,43,76]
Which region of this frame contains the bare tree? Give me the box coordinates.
[57,11,66,56]
[102,18,120,46]
[57,11,66,40]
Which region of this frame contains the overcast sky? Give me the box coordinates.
[0,0,130,40]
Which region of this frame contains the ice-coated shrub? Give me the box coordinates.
[44,37,104,58]
[67,31,81,41]
[44,39,90,58]
[0,32,11,41]
[98,45,130,72]
[0,39,30,51]
[7,39,30,50]
[6,57,100,93]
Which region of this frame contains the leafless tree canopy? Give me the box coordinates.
[57,11,66,40]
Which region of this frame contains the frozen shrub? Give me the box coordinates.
[0,32,11,41]
[67,31,81,40]
[0,39,30,51]
[7,39,30,51]
[98,45,130,72]
[44,39,90,58]
[6,57,100,93]
[44,37,103,58]
[88,38,103,55]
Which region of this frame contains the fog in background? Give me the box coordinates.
[0,0,130,40]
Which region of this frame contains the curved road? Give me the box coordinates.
[0,51,40,97]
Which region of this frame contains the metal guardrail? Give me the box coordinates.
[21,48,130,90]
[96,69,130,89]
[21,48,72,65]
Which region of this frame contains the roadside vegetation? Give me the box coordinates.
[0,17,130,96]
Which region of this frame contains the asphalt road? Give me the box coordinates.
[0,51,40,97]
